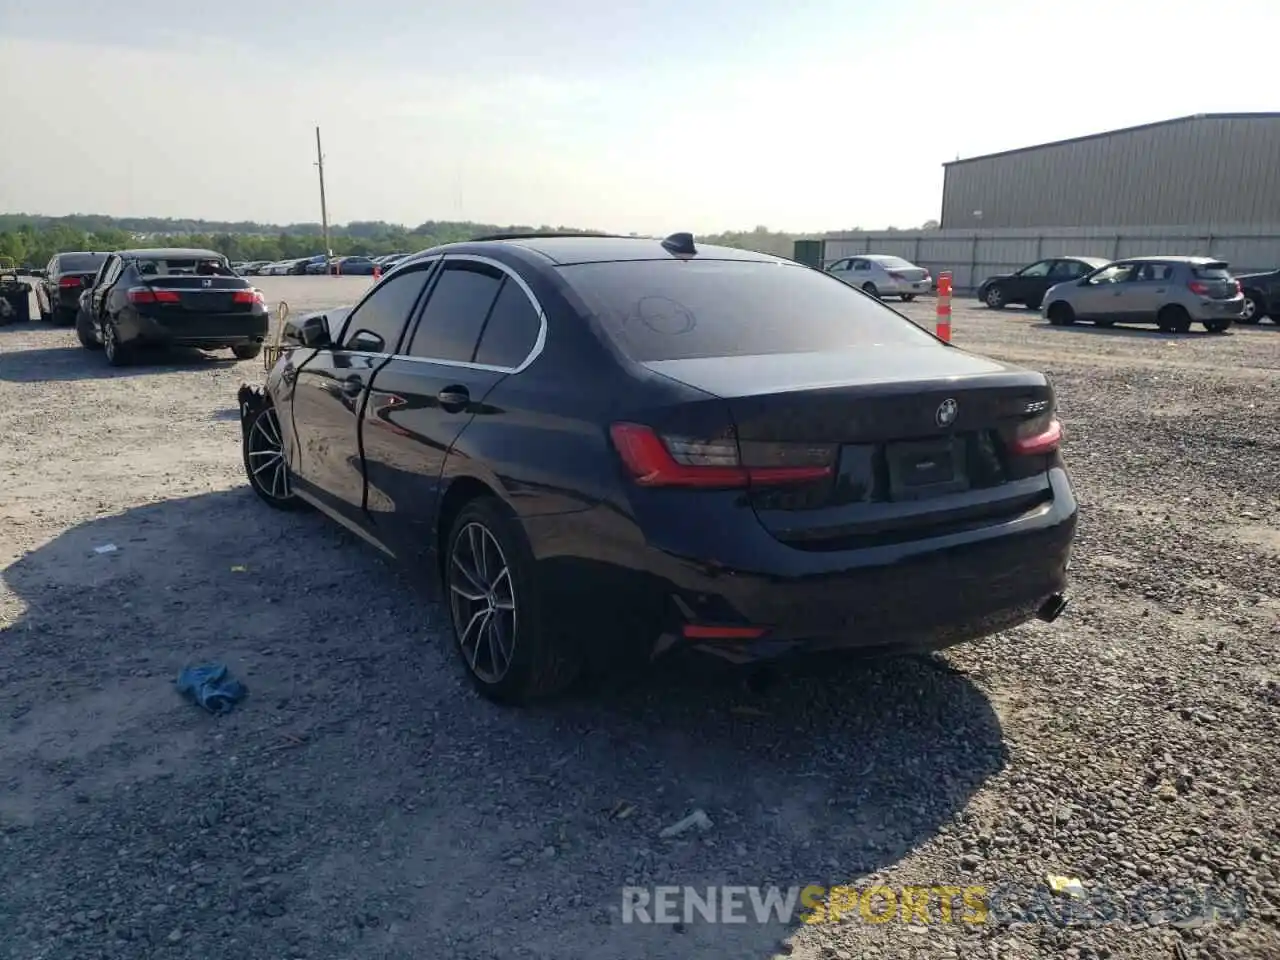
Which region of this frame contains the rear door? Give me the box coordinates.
[1126,261,1177,318]
[362,254,539,562]
[286,264,436,527]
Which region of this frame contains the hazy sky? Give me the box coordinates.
[2,0,1277,233]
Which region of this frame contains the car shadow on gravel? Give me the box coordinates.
[1028,321,1215,340]
[0,345,240,382]
[0,489,1006,960]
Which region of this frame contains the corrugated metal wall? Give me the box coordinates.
[822,224,1280,290]
[941,116,1280,230]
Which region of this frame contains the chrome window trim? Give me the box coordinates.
[391,253,548,375]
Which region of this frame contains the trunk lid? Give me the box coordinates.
[644,346,1058,548]
[142,276,254,312]
[1191,263,1238,300]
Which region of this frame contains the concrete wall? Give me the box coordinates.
[823,224,1280,291]
[940,115,1280,230]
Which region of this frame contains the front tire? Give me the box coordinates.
[446,496,579,705]
[75,310,100,350]
[1046,302,1075,326]
[1239,293,1262,324]
[984,285,1006,309]
[232,343,262,361]
[243,403,304,510]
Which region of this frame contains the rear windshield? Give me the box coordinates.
[870,256,914,269]
[559,259,938,362]
[134,257,234,277]
[58,253,108,273]
[1193,264,1232,280]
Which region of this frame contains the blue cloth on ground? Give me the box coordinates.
[177,663,247,715]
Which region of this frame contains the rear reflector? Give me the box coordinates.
[1011,418,1062,456]
[609,422,834,489]
[682,624,767,641]
[58,276,82,288]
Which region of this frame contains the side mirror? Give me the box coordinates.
[284,314,331,348]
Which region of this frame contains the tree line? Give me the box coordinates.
[0,214,832,267]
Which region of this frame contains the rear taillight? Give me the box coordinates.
[1188,281,1210,296]
[609,423,834,489]
[1234,279,1242,294]
[58,276,82,288]
[127,287,180,304]
[233,288,266,305]
[1011,418,1062,456]
[888,271,905,280]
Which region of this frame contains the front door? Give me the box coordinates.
[363,255,541,567]
[1124,261,1176,320]
[1073,261,1136,320]
[287,265,435,527]
[1009,259,1054,304]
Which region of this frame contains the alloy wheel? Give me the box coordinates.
[1241,297,1257,322]
[985,286,1004,308]
[449,522,517,685]
[247,407,291,500]
[102,322,117,361]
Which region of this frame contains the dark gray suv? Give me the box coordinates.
[1041,256,1244,333]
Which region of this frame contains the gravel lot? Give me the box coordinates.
[2,277,1278,960]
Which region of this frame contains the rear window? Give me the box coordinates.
[559,259,938,362]
[870,256,914,269]
[134,257,234,277]
[1193,263,1232,280]
[59,253,107,273]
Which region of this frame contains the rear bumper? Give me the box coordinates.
[881,279,932,296]
[117,310,268,348]
[522,467,1078,665]
[1187,297,1244,321]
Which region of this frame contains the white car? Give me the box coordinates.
[826,254,932,301]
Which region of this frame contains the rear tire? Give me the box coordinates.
[861,282,880,298]
[900,294,915,302]
[232,343,262,361]
[102,320,133,366]
[445,496,580,705]
[1156,305,1192,334]
[1046,302,1075,326]
[75,310,100,349]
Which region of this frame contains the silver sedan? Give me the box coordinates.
[825,255,932,301]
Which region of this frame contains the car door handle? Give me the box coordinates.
[437,386,470,411]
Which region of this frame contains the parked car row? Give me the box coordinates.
[231,253,409,277]
[978,255,1280,333]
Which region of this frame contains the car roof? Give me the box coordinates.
[115,247,225,260]
[400,234,788,268]
[1115,255,1224,264]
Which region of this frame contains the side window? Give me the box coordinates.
[1135,263,1172,282]
[852,260,870,271]
[1020,260,1054,277]
[339,267,433,353]
[48,256,59,275]
[101,258,122,288]
[1090,263,1135,284]
[405,261,503,363]
[473,277,542,368]
[1048,260,1081,279]
[828,259,850,273]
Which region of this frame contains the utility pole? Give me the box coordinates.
[315,126,331,264]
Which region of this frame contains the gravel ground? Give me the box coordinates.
[1,279,1278,960]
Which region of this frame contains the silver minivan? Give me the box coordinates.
[1041,256,1243,333]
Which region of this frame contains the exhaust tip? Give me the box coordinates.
[1036,593,1069,623]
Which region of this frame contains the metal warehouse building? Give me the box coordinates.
[940,113,1280,230]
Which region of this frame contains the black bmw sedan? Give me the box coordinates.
[239,233,1077,704]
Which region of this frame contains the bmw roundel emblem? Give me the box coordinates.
[936,398,958,428]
